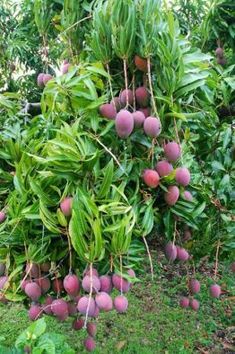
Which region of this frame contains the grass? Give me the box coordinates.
[0,255,234,354]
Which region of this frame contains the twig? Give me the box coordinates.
[91,135,128,176]
[60,15,92,36]
[142,235,154,281]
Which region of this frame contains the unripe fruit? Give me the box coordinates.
[217,57,226,66]
[43,74,53,85]
[0,276,8,290]
[43,295,53,314]
[9,63,16,72]
[51,299,68,318]
[215,47,224,58]
[36,277,51,294]
[84,267,99,278]
[144,116,161,137]
[82,275,101,293]
[175,167,191,186]
[87,322,97,337]
[127,269,136,278]
[40,262,50,272]
[0,211,6,223]
[111,97,122,112]
[20,279,30,291]
[119,89,134,107]
[77,296,96,317]
[25,282,41,301]
[37,73,44,87]
[73,318,84,330]
[164,186,180,206]
[91,306,100,318]
[25,263,39,278]
[67,301,77,316]
[155,160,173,177]
[70,294,81,303]
[127,269,136,288]
[142,169,160,188]
[52,278,64,293]
[0,294,7,304]
[164,142,181,162]
[29,304,41,321]
[165,242,177,261]
[63,274,80,297]
[132,111,145,128]
[114,295,128,313]
[176,247,189,261]
[60,197,73,217]
[190,299,200,311]
[115,110,134,138]
[189,279,200,294]
[100,275,112,293]
[99,103,116,120]
[135,87,149,107]
[61,63,70,74]
[84,337,96,352]
[139,107,151,118]
[183,191,193,201]
[95,292,113,311]
[209,284,221,298]
[134,55,148,72]
[179,297,189,308]
[183,230,191,242]
[0,263,5,276]
[112,274,130,293]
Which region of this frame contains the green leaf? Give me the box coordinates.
[192,202,206,218]
[98,159,114,198]
[211,161,225,171]
[15,319,46,349]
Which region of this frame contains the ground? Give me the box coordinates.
[0,252,234,354]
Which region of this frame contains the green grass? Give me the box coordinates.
[0,258,234,353]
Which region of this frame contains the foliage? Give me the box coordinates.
[0,318,75,354]
[170,0,235,66]
[0,0,234,305]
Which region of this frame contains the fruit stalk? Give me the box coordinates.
[106,63,115,109]
[120,255,123,296]
[84,263,93,329]
[142,235,154,281]
[214,240,220,280]
[123,58,129,107]
[147,57,158,118]
[132,73,136,111]
[173,118,181,147]
[66,228,72,274]
[173,221,177,244]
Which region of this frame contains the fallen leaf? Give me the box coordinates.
[116,340,126,351]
